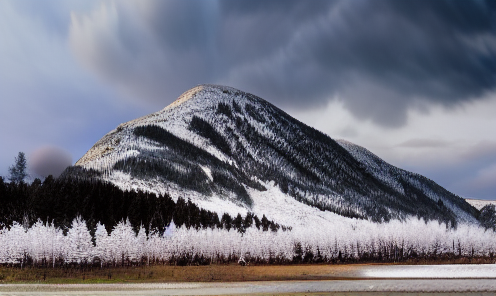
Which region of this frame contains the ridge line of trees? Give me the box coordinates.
[0,174,288,237]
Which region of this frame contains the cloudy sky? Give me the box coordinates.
[1,0,495,199]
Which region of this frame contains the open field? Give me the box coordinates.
[1,265,496,295]
[1,264,362,284]
[1,259,495,284]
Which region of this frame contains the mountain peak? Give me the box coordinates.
[164,85,204,110]
[164,84,250,110]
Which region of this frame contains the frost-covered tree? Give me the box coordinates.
[27,220,52,264]
[110,219,136,265]
[3,212,496,266]
[25,220,65,267]
[8,152,28,183]
[136,224,147,263]
[65,217,93,264]
[94,223,110,266]
[2,222,28,265]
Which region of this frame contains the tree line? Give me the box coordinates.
[0,173,287,238]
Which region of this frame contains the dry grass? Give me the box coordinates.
[0,264,349,284]
[0,257,494,284]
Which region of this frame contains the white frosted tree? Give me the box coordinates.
[2,210,496,266]
[3,222,28,265]
[51,225,66,267]
[65,217,93,264]
[26,220,50,264]
[136,224,147,264]
[110,219,136,265]
[24,220,65,267]
[0,227,6,263]
[147,229,167,264]
[94,222,110,267]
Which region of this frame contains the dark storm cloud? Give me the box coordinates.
[70,0,496,126]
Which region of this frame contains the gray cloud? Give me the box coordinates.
[398,140,496,199]
[70,0,496,126]
[460,141,496,163]
[30,146,72,178]
[397,139,451,148]
[463,163,496,199]
[0,1,146,178]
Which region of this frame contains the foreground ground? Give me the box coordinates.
[2,264,365,284]
[0,280,496,295]
[1,264,496,295]
[0,259,495,284]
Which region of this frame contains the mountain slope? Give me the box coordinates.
[71,85,478,226]
[337,140,478,224]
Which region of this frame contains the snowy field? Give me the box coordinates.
[361,264,496,278]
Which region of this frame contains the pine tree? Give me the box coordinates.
[8,152,28,183]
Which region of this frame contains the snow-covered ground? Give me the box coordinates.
[465,198,496,210]
[362,264,496,278]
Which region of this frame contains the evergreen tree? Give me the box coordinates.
[479,204,496,231]
[8,152,28,183]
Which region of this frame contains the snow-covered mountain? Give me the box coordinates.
[71,85,478,228]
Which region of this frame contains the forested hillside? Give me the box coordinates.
[0,174,283,235]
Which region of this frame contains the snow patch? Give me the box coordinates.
[199,165,213,182]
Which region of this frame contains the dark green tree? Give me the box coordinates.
[8,152,28,183]
[479,204,496,231]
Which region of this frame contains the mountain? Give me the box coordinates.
[70,84,478,228]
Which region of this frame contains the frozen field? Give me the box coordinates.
[360,263,496,278]
[0,264,495,295]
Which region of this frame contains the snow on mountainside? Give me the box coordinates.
[71,85,479,229]
[336,140,478,224]
[465,199,496,210]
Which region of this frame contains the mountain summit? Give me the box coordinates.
[72,85,477,227]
